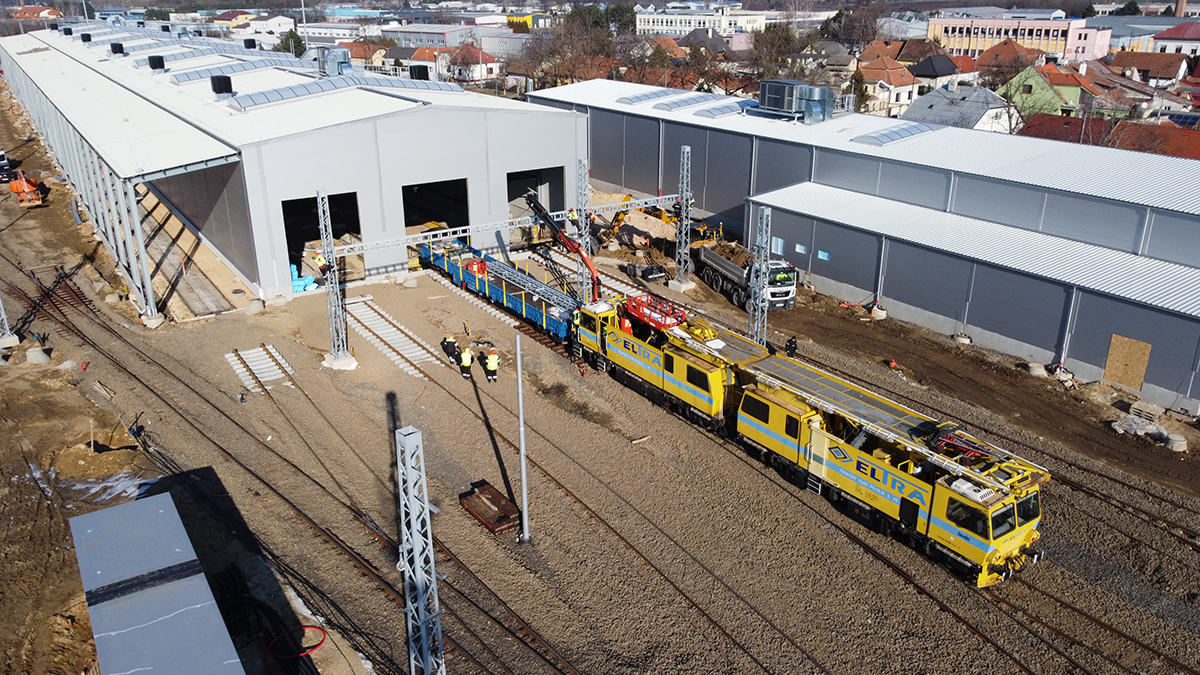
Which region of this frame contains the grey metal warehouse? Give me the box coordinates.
[529,80,1200,414]
[0,26,586,313]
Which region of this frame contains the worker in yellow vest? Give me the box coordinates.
[484,348,499,383]
[459,347,473,379]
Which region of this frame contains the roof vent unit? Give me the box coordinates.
[211,75,234,101]
[304,45,353,78]
[757,79,835,125]
[48,22,58,31]
[176,27,189,38]
[136,20,145,27]
[80,33,92,43]
[62,27,72,36]
[148,54,166,72]
[161,24,171,32]
[243,38,256,50]
[110,43,124,56]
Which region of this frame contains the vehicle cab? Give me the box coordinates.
[929,476,1043,586]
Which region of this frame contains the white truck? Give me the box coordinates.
[695,241,797,310]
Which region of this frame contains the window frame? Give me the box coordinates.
[945,496,990,539]
[741,394,770,424]
[685,364,710,393]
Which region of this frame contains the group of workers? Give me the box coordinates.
[441,335,500,383]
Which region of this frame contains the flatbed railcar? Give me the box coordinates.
[423,248,1049,587]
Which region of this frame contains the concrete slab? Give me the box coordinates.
[322,352,359,370]
[0,332,19,348]
[667,279,696,293]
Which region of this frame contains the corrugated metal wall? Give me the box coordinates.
[703,131,753,220]
[812,220,880,295]
[151,163,257,284]
[883,241,972,323]
[662,121,708,203]
[813,150,879,194]
[968,264,1070,353]
[1043,192,1141,252]
[1146,211,1200,267]
[753,140,811,194]
[590,109,625,187]
[624,115,661,194]
[771,210,815,272]
[1069,292,1200,396]
[951,175,1045,231]
[879,162,950,210]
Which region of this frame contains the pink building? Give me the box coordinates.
[929,18,1111,63]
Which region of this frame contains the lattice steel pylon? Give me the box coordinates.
[0,293,17,348]
[574,158,594,304]
[318,191,352,365]
[748,206,771,345]
[674,145,693,283]
[396,426,446,675]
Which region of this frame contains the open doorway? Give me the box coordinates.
[403,178,469,231]
[506,167,564,218]
[281,192,361,267]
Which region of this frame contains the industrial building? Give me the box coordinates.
[529,80,1200,413]
[0,26,586,310]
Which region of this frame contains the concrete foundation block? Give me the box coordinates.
[322,352,359,371]
[0,332,19,349]
[25,347,51,364]
[245,299,266,315]
[668,279,696,293]
[141,315,166,329]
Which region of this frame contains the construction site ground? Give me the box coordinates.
[3,89,1200,674]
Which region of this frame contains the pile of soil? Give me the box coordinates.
[709,240,751,267]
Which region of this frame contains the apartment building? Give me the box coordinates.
[929,17,1112,62]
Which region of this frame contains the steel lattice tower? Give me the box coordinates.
[396,426,446,675]
[748,206,771,345]
[318,191,350,361]
[574,158,593,303]
[674,145,692,283]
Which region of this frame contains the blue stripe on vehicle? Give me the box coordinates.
[738,413,797,454]
[664,372,713,405]
[930,515,995,554]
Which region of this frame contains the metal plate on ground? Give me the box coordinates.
[225,345,293,393]
[460,481,520,535]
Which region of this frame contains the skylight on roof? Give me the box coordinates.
[170,58,313,84]
[851,122,936,146]
[693,99,758,118]
[653,93,720,110]
[227,74,461,111]
[616,88,678,104]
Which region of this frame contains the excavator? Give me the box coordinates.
[524,191,601,304]
[9,170,41,208]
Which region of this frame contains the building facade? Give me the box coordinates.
[636,7,766,37]
[930,17,1112,62]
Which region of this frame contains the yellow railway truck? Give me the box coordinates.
[572,294,1049,587]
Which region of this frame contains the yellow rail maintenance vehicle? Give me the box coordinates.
[571,294,1050,587]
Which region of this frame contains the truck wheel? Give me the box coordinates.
[712,277,723,294]
[701,267,713,287]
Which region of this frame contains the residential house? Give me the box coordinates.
[1152,22,1200,55]
[908,54,978,90]
[384,47,454,81]
[1068,59,1195,112]
[649,36,686,60]
[859,57,921,116]
[900,82,1012,132]
[1110,51,1189,87]
[895,38,948,64]
[976,39,1044,85]
[950,54,978,75]
[812,53,858,90]
[13,6,63,19]
[996,66,1076,124]
[211,10,256,26]
[338,42,389,66]
[860,40,904,62]
[1018,112,1115,144]
[248,15,295,35]
[450,44,502,84]
[679,28,741,60]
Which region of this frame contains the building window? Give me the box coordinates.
[908,90,913,100]
[817,250,830,261]
[770,236,784,255]
[1019,28,1026,37]
[1021,84,1033,94]
[1035,29,1042,37]
[1178,46,1184,53]
[795,243,808,254]
[1160,46,1168,52]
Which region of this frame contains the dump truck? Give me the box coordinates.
[695,241,797,310]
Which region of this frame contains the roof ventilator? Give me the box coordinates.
[302,45,353,78]
[148,54,166,73]
[62,27,72,36]
[211,75,234,102]
[243,38,256,50]
[160,24,171,33]
[80,33,91,43]
[48,22,57,30]
[757,79,835,124]
[110,43,124,56]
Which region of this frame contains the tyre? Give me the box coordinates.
[701,267,714,286]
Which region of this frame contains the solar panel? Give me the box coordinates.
[170,58,314,83]
[694,99,758,118]
[653,92,720,110]
[852,122,936,146]
[616,88,678,104]
[227,74,462,111]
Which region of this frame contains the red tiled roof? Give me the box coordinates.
[860,56,918,87]
[978,39,1043,72]
[1152,21,1200,40]
[1110,120,1200,159]
[1111,51,1188,79]
[896,39,947,64]
[410,47,453,62]
[949,55,976,73]
[450,44,499,65]
[650,36,686,59]
[1037,65,1105,96]
[1017,113,1112,145]
[861,40,904,62]
[337,41,384,60]
[14,6,62,18]
[623,66,701,89]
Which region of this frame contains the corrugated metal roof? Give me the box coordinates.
[529,79,1200,218]
[750,182,1200,319]
[70,493,245,675]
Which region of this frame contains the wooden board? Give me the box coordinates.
[460,481,520,535]
[1103,333,1152,391]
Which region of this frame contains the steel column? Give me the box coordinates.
[109,165,149,312]
[675,145,693,283]
[574,158,593,304]
[395,426,446,675]
[317,191,349,360]
[748,206,771,345]
[127,180,159,318]
[0,293,14,341]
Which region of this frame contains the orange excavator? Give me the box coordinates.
[9,170,41,208]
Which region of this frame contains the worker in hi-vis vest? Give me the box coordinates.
[484,348,499,383]
[459,347,473,379]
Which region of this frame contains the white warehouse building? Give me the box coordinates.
[0,26,586,311]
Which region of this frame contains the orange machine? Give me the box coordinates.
[9,170,41,207]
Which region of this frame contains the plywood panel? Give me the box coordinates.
[1104,333,1152,391]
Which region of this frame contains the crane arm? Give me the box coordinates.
[524,192,601,303]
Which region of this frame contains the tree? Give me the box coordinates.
[508,18,531,33]
[1116,0,1141,15]
[605,3,637,34]
[649,44,670,69]
[749,23,803,81]
[1082,4,1098,17]
[850,68,869,112]
[1161,3,1175,15]
[144,8,170,21]
[274,29,306,58]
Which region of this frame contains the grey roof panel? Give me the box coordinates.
[750,182,1200,319]
[70,492,197,593]
[170,58,314,83]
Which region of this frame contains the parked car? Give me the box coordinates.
[0,151,15,182]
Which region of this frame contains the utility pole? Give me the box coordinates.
[318,191,357,370]
[395,426,446,675]
[748,205,771,346]
[516,332,531,544]
[668,145,695,293]
[299,0,309,51]
[574,158,593,304]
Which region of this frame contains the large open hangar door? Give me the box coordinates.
[403,178,470,231]
[506,167,564,247]
[282,192,361,269]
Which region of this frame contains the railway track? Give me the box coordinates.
[347,299,831,675]
[0,254,576,675]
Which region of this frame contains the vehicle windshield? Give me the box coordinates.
[990,504,1017,540]
[769,270,797,287]
[1016,491,1040,525]
[946,498,990,539]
